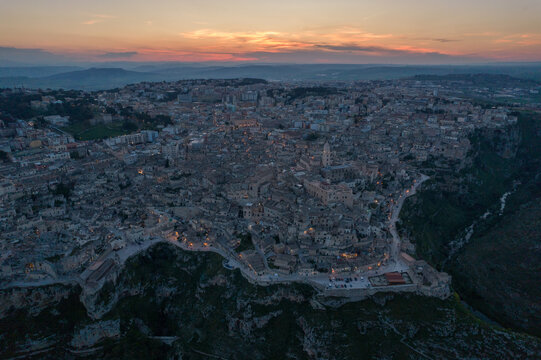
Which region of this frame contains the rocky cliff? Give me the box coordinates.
[400,111,541,337]
[2,243,540,359]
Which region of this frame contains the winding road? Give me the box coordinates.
[388,174,430,263]
[2,175,431,299]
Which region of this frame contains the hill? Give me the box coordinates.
[1,63,541,90]
[0,68,161,90]
[0,66,83,78]
[1,243,540,359]
[399,111,541,336]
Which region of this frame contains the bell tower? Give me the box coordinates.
[322,142,331,167]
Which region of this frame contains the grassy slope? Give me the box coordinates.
[400,130,519,268]
[0,290,89,358]
[452,112,541,336]
[1,243,540,358]
[453,200,541,336]
[400,111,541,336]
[77,245,541,358]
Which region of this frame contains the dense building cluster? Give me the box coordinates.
[0,79,518,295]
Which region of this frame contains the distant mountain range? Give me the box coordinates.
[0,67,158,90]
[0,63,540,90]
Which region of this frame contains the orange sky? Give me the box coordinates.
[1,0,540,64]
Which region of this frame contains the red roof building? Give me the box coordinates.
[384,272,406,285]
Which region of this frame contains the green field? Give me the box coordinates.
[62,121,132,140]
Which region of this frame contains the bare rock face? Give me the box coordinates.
[480,125,521,159]
[70,319,120,349]
[0,284,74,317]
[80,279,144,320]
[371,293,395,306]
[2,243,541,360]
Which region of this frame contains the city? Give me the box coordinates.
[1,78,531,304]
[1,0,541,358]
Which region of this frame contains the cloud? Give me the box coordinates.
[463,32,499,37]
[180,29,311,52]
[98,51,139,59]
[82,14,116,25]
[135,48,257,62]
[177,28,467,62]
[241,49,478,65]
[315,44,400,53]
[180,27,395,47]
[0,46,70,65]
[181,29,281,42]
[180,28,398,53]
[82,19,103,25]
[93,14,115,19]
[430,38,458,43]
[329,26,394,40]
[314,44,448,57]
[493,33,541,46]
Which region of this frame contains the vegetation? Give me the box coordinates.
[0,92,41,119]
[0,288,89,358]
[236,78,268,86]
[100,328,171,360]
[45,99,94,122]
[400,113,540,267]
[234,232,254,252]
[62,121,132,140]
[453,200,541,336]
[411,73,540,87]
[0,150,9,161]
[399,111,541,335]
[45,254,63,263]
[2,244,540,358]
[52,182,74,199]
[285,86,339,104]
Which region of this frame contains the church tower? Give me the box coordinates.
[322,142,331,167]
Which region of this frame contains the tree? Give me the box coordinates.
[122,121,138,132]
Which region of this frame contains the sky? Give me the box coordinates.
[1,0,540,65]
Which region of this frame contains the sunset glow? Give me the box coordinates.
[1,0,540,64]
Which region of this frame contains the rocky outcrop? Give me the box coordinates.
[81,279,144,320]
[2,242,541,359]
[479,125,520,159]
[70,319,120,349]
[0,284,77,317]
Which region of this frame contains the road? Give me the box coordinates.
[2,175,430,298]
[388,175,429,263]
